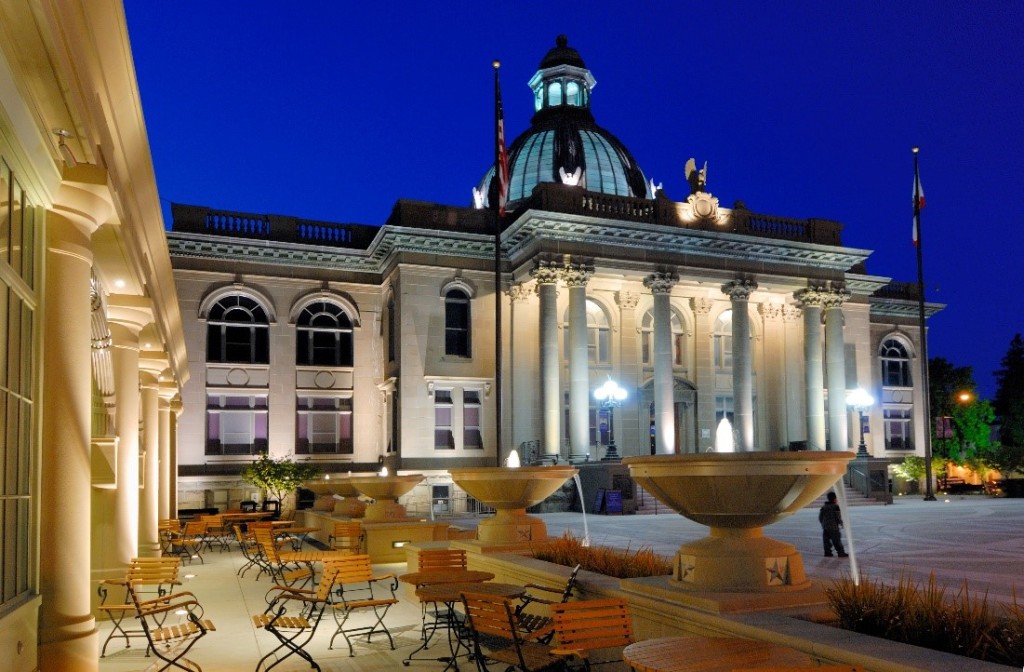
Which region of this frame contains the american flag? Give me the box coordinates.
[495,63,510,217]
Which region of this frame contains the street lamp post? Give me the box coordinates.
[594,379,627,462]
[846,388,875,459]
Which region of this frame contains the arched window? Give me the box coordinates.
[641,308,686,367]
[566,81,581,106]
[548,81,563,107]
[880,339,912,387]
[445,289,471,357]
[713,311,733,370]
[563,300,610,364]
[296,301,353,367]
[206,295,270,364]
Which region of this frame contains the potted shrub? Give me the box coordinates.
[241,454,319,517]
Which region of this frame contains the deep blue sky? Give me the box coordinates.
[124,1,1023,399]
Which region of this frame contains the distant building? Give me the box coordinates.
[166,37,941,510]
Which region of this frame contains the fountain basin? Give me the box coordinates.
[449,466,577,545]
[624,452,854,592]
[348,474,424,521]
[303,478,366,517]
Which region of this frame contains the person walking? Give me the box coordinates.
[818,491,848,557]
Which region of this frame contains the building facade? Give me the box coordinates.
[166,37,940,509]
[0,2,187,670]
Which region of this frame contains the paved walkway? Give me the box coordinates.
[96,495,1022,671]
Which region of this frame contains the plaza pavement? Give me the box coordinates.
[96,494,1022,671]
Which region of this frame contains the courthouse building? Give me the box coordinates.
[166,36,938,508]
[0,4,937,669]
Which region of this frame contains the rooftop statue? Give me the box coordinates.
[685,157,708,194]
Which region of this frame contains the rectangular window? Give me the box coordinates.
[205,394,269,455]
[434,390,454,449]
[296,396,353,455]
[463,391,482,449]
[884,407,913,450]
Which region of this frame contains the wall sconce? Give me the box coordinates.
[53,129,77,168]
[391,540,411,549]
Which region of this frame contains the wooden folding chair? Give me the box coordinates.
[253,527,314,589]
[461,591,568,672]
[515,563,581,643]
[168,520,208,564]
[327,554,400,656]
[125,579,215,671]
[414,548,470,640]
[551,598,634,671]
[252,564,340,672]
[327,520,364,554]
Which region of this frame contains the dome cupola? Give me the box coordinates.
[477,36,651,212]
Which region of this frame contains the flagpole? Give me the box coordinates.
[493,59,505,466]
[914,146,936,501]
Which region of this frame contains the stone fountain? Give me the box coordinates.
[449,465,578,546]
[348,473,425,522]
[303,476,366,517]
[624,451,854,595]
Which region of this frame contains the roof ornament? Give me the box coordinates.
[649,178,663,197]
[559,166,583,186]
[685,157,708,194]
[472,186,486,209]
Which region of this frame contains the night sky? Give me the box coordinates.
[124,1,1023,399]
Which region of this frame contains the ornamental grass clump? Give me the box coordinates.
[826,571,1024,666]
[531,531,672,579]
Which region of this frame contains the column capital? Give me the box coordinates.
[560,263,593,287]
[530,260,561,285]
[782,304,803,321]
[616,291,640,310]
[758,302,785,320]
[106,294,154,335]
[139,352,169,378]
[821,285,852,309]
[691,297,714,315]
[506,283,532,303]
[722,278,758,301]
[643,271,679,295]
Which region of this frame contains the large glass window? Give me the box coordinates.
[563,300,610,364]
[713,311,733,370]
[434,390,454,449]
[206,295,270,364]
[444,289,471,357]
[0,158,36,609]
[296,300,353,367]
[205,394,268,455]
[463,391,482,449]
[880,339,912,387]
[641,308,686,366]
[884,408,913,450]
[296,396,353,455]
[548,81,563,106]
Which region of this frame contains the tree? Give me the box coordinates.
[928,357,993,463]
[994,334,1024,447]
[986,444,1024,476]
[240,454,319,508]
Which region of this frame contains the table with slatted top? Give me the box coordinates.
[623,635,812,672]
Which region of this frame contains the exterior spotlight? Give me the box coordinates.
[846,388,874,459]
[53,129,77,167]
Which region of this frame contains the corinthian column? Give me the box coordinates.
[823,285,851,451]
[531,262,561,458]
[722,279,758,452]
[562,262,593,458]
[796,287,826,450]
[643,272,678,454]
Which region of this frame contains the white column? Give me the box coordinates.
[723,279,758,452]
[106,298,153,566]
[138,361,164,557]
[562,262,593,458]
[796,288,826,451]
[691,298,716,452]
[644,272,678,454]
[531,263,561,458]
[38,204,102,671]
[158,388,174,520]
[824,286,851,451]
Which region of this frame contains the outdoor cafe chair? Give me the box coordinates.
[327,554,400,656]
[461,591,567,672]
[125,578,215,672]
[550,598,635,671]
[515,563,581,643]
